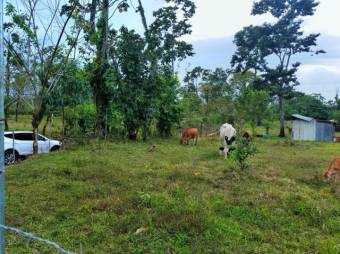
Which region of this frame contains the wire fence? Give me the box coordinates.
[0,224,76,254]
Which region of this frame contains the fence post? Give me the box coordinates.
[0,0,6,252]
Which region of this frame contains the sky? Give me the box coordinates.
[115,0,340,99]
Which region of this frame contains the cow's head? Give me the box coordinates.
[180,137,188,145]
[323,168,336,180]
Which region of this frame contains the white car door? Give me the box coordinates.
[14,133,34,155]
[38,134,50,153]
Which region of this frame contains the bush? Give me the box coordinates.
[65,103,96,134]
[231,135,257,171]
[64,103,125,136]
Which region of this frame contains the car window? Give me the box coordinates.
[13,133,34,141]
[4,134,14,138]
[38,135,46,141]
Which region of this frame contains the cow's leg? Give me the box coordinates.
[219,137,226,155]
[224,147,229,159]
[195,136,198,145]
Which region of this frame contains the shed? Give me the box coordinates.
[291,114,335,142]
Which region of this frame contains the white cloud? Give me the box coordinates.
[188,0,340,41]
[299,61,340,75]
[187,0,273,41]
[303,0,340,37]
[297,61,340,99]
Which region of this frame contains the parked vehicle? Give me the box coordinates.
[4,131,61,165]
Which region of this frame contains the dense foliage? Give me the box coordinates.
[3,0,334,142]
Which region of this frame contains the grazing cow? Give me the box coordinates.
[180,128,198,145]
[324,158,340,182]
[219,123,236,158]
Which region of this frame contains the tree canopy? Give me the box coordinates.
[231,0,324,137]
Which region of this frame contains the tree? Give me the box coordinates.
[3,11,31,129]
[184,66,207,95]
[82,0,129,137]
[231,0,324,137]
[200,68,232,103]
[46,60,91,135]
[237,86,271,130]
[285,92,331,120]
[137,0,196,137]
[5,1,83,153]
[111,27,156,140]
[156,75,181,137]
[232,133,257,171]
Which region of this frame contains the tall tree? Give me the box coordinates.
[136,0,196,137]
[5,1,82,153]
[156,74,181,137]
[184,66,207,95]
[231,0,324,137]
[112,27,153,140]
[82,0,128,136]
[46,60,90,135]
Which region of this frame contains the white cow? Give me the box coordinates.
[219,123,236,158]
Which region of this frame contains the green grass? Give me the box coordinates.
[5,137,340,253]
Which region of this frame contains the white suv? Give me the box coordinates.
[4,131,61,165]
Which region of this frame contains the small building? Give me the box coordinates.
[291,114,335,142]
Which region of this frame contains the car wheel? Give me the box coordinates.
[50,146,60,152]
[5,150,18,165]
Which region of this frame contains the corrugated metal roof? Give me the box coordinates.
[292,114,314,122]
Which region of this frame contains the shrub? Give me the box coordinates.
[65,103,96,134]
[231,135,257,170]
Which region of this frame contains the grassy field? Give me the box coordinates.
[6,115,62,138]
[4,137,340,253]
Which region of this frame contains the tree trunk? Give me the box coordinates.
[4,106,9,131]
[4,118,8,131]
[90,0,97,33]
[31,100,46,155]
[137,0,148,31]
[90,0,109,138]
[32,125,39,155]
[141,125,149,141]
[61,102,65,137]
[95,92,108,137]
[278,96,285,137]
[15,101,19,122]
[42,114,51,135]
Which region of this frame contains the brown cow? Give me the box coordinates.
[324,158,340,182]
[180,128,198,145]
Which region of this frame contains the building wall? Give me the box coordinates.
[292,120,316,141]
[315,122,334,141]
